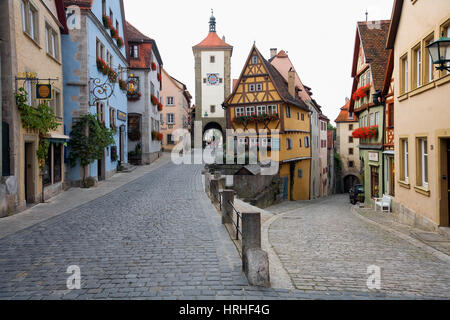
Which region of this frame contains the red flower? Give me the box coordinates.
[151,62,157,71]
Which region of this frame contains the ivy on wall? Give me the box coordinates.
[15,87,59,171]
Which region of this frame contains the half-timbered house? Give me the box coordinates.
[223,45,311,201]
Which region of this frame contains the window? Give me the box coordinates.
[109,9,113,26]
[388,103,394,127]
[167,134,174,145]
[236,107,245,117]
[249,84,255,92]
[424,35,434,83]
[116,20,119,33]
[305,137,310,148]
[286,138,292,150]
[45,24,59,60]
[375,112,380,126]
[301,113,305,121]
[413,45,422,89]
[167,113,175,125]
[400,55,408,94]
[21,0,39,42]
[245,106,255,116]
[349,124,354,131]
[400,139,409,183]
[349,148,354,155]
[43,143,62,187]
[257,105,267,116]
[210,105,216,113]
[348,112,354,120]
[109,107,116,128]
[299,138,302,148]
[96,40,105,60]
[349,136,354,143]
[417,138,429,189]
[102,0,106,16]
[286,106,291,118]
[167,97,174,105]
[130,44,139,58]
[96,103,104,122]
[268,105,278,115]
[49,89,62,118]
[298,169,303,178]
[369,113,375,126]
[256,83,263,91]
[252,56,258,64]
[210,56,215,63]
[349,161,354,168]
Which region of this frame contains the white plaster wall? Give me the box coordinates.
[201,50,224,118]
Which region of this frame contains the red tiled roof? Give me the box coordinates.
[193,32,232,49]
[64,0,93,9]
[357,20,391,91]
[335,100,358,123]
[126,21,152,42]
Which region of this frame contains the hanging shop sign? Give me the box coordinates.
[35,84,53,100]
[117,110,127,122]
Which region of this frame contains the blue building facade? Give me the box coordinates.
[62,0,128,184]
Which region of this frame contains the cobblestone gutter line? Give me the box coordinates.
[352,207,450,264]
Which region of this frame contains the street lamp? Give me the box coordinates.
[426,32,450,71]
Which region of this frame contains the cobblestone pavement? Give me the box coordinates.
[0,160,445,300]
[268,195,450,298]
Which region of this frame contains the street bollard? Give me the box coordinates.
[210,179,219,205]
[221,190,234,225]
[205,172,211,196]
[242,212,262,270]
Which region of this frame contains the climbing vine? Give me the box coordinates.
[15,87,59,171]
[68,114,115,181]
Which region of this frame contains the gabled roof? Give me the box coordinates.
[125,21,163,67]
[224,44,308,110]
[126,21,153,43]
[386,0,404,49]
[335,100,358,123]
[355,20,391,92]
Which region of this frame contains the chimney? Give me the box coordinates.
[270,48,277,58]
[288,68,295,97]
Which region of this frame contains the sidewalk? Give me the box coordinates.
[353,206,450,260]
[0,154,171,240]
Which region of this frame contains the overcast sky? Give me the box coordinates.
[123,0,394,125]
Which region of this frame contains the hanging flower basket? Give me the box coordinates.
[157,103,163,112]
[352,84,371,101]
[119,79,127,91]
[151,94,159,106]
[352,125,378,139]
[151,62,157,71]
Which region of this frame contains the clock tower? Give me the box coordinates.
[193,11,233,139]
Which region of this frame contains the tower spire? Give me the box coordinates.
[209,9,216,33]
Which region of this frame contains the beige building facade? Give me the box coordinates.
[335,99,361,193]
[387,0,450,230]
[0,0,68,215]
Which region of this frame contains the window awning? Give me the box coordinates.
[45,132,70,144]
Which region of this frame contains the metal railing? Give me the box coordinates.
[228,200,242,241]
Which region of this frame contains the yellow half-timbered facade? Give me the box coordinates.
[224,45,311,201]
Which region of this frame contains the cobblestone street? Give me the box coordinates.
[0,159,448,300]
[267,196,450,298]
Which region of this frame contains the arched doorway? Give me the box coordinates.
[203,122,223,149]
[344,175,361,193]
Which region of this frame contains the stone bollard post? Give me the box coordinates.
[241,212,270,287]
[218,177,226,192]
[242,212,262,262]
[205,172,211,196]
[210,179,219,204]
[221,190,234,225]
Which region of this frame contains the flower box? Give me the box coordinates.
[352,84,371,101]
[233,113,280,124]
[151,62,157,71]
[127,91,141,101]
[151,94,159,106]
[157,103,163,112]
[352,125,378,139]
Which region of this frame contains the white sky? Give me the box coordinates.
[123,0,394,125]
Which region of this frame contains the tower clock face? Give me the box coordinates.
[207,73,220,86]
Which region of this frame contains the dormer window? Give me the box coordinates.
[130,44,139,58]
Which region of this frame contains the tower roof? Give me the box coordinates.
[193,11,233,50]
